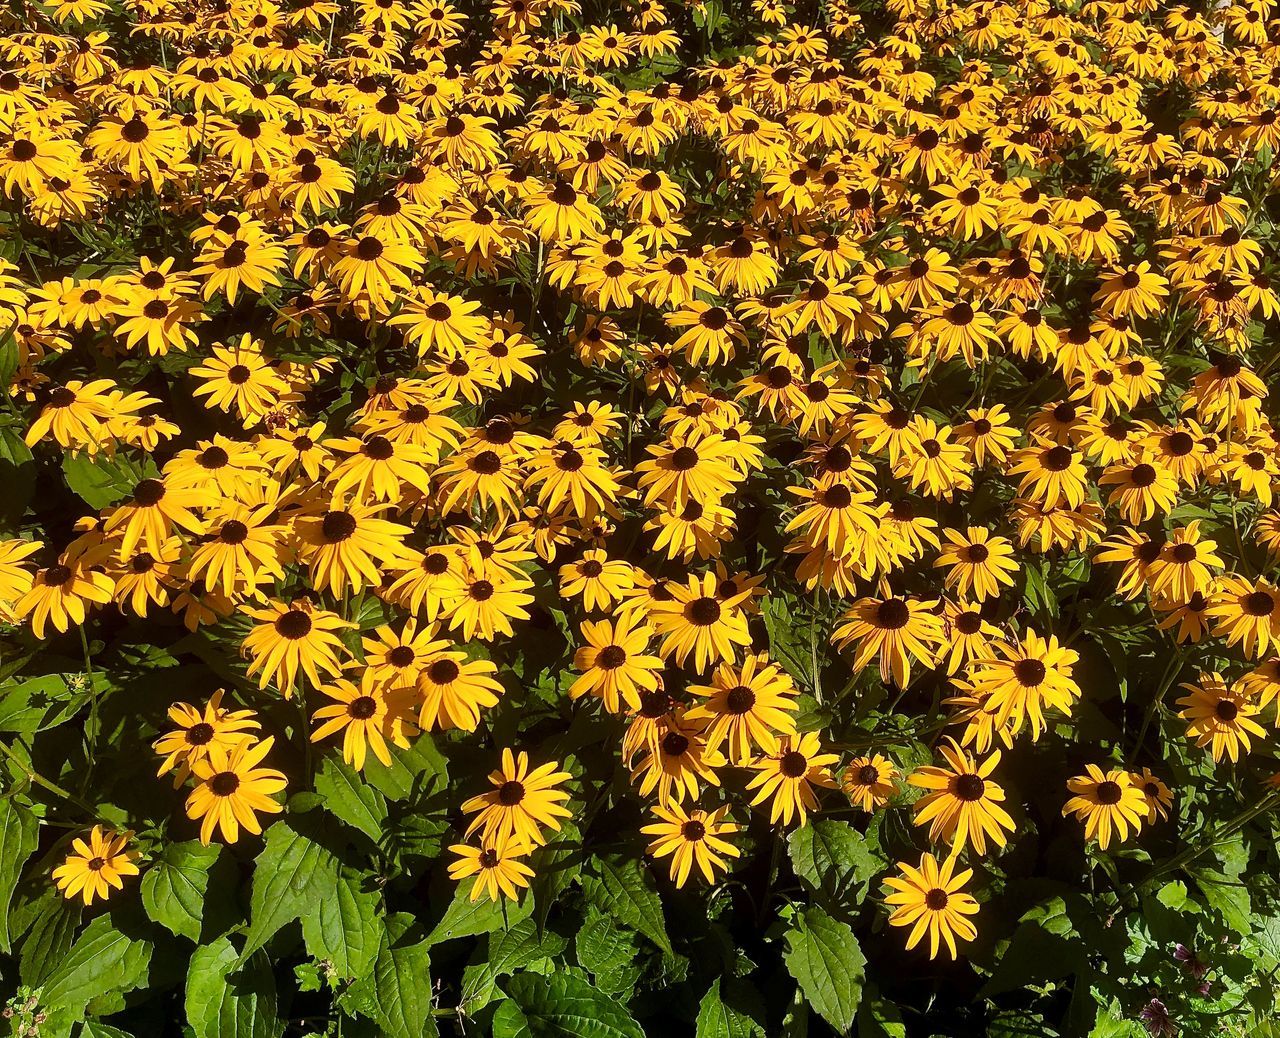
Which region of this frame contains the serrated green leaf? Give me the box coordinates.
[185,936,284,1038]
[428,880,532,945]
[240,818,340,961]
[301,868,381,980]
[581,855,671,954]
[314,755,388,842]
[345,913,436,1038]
[788,820,880,909]
[141,840,236,942]
[460,917,567,1012]
[696,978,767,1038]
[0,797,37,951]
[40,911,153,1017]
[18,888,81,985]
[76,1022,137,1038]
[783,907,864,1035]
[575,910,643,998]
[363,737,448,803]
[504,972,645,1038]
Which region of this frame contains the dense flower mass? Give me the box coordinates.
[3,0,1280,1033]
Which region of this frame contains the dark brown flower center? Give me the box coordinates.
[1096,780,1122,805]
[687,597,721,625]
[186,722,214,745]
[1014,658,1047,686]
[274,610,312,638]
[133,478,166,506]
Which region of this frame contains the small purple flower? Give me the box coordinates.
[1174,943,1208,980]
[1140,998,1177,1037]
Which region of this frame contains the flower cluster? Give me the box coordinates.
[8,0,1280,991]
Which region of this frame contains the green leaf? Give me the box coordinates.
[788,820,880,908]
[76,1023,137,1038]
[1191,868,1252,936]
[61,451,159,510]
[240,818,340,961]
[40,912,153,1016]
[428,880,532,945]
[581,855,671,954]
[575,910,643,998]
[314,755,388,843]
[0,425,34,532]
[17,889,81,985]
[762,594,813,687]
[977,916,1080,1008]
[460,918,567,1012]
[185,936,284,1038]
[696,978,767,1038]
[301,868,381,980]
[0,797,37,951]
[141,840,237,942]
[529,819,584,928]
[363,737,448,802]
[345,913,436,1038]
[783,906,865,1035]
[504,972,645,1038]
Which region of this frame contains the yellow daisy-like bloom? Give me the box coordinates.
[310,671,419,772]
[745,732,838,827]
[570,614,662,714]
[641,803,740,888]
[1176,673,1267,763]
[241,599,353,695]
[908,740,1016,856]
[685,653,798,763]
[933,527,1019,602]
[461,749,573,847]
[965,630,1081,740]
[648,571,753,672]
[189,335,291,427]
[1062,765,1148,849]
[831,594,945,689]
[52,826,140,905]
[447,833,534,903]
[185,737,287,845]
[1206,577,1280,659]
[152,690,260,787]
[884,853,979,960]
[841,754,900,812]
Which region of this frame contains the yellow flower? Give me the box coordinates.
[52,827,140,905]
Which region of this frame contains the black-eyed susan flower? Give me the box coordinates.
[311,672,419,772]
[186,736,287,845]
[1062,766,1147,850]
[570,615,662,713]
[52,827,140,905]
[884,853,979,960]
[745,732,838,827]
[153,690,260,787]
[1176,673,1266,763]
[642,803,740,888]
[841,753,900,812]
[448,833,533,903]
[909,740,1015,856]
[241,599,353,694]
[461,749,572,847]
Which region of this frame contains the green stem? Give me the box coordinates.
[79,625,97,797]
[0,740,97,815]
